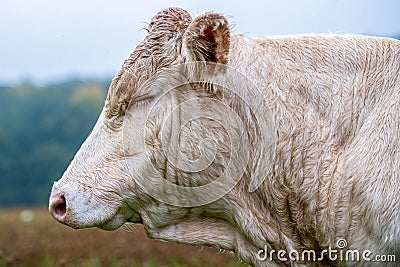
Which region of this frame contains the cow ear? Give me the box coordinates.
[183,13,230,64]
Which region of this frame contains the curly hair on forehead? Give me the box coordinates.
[105,7,193,121]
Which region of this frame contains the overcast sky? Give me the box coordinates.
[1,0,399,85]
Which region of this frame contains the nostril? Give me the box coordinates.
[50,193,67,221]
[54,195,66,217]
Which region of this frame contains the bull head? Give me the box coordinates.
[49,7,276,266]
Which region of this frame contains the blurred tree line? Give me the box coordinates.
[0,79,110,206]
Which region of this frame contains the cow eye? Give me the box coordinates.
[118,96,153,117]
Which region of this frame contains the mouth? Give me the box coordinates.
[127,214,143,224]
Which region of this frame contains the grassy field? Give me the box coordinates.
[0,208,246,267]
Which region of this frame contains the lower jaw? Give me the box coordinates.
[97,211,142,231]
[98,215,142,231]
[98,217,126,231]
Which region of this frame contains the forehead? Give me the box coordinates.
[105,39,176,119]
[104,8,193,119]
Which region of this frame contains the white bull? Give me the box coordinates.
[49,7,400,266]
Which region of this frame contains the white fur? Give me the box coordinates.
[50,8,400,266]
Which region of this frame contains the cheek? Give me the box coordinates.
[123,111,148,155]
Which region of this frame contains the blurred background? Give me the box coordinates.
[0,0,399,266]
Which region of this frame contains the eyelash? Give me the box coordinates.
[131,98,150,109]
[118,96,153,117]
